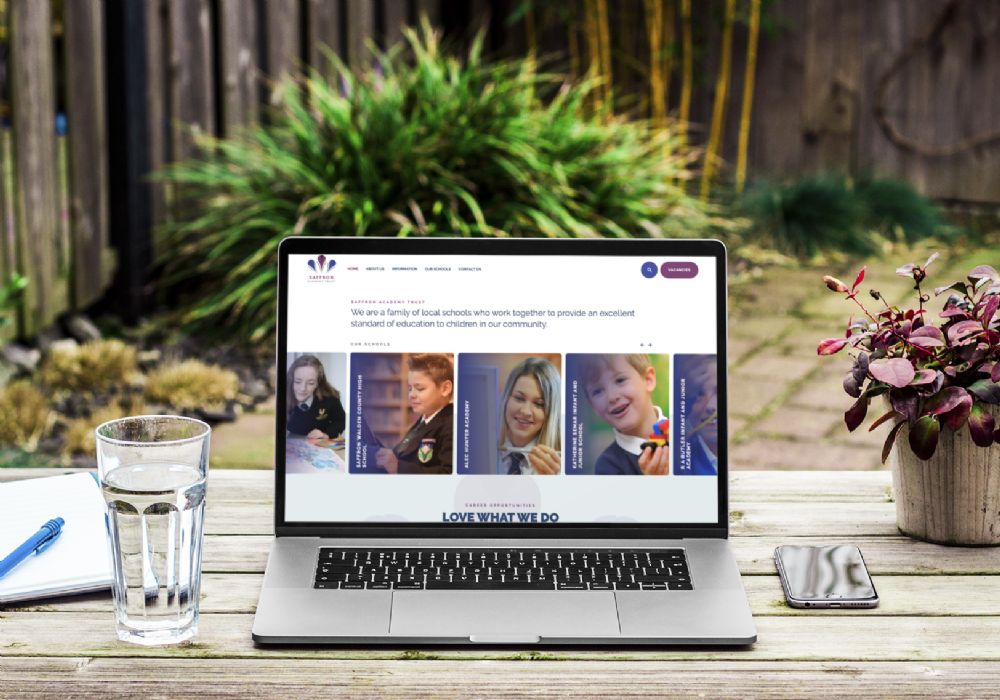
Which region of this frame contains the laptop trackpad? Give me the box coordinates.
[390,591,620,640]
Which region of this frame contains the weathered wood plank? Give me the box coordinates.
[76,498,899,537]
[382,0,410,49]
[306,0,344,79]
[728,470,892,502]
[197,533,1000,577]
[6,470,998,574]
[2,469,897,504]
[10,0,66,335]
[6,573,999,618]
[186,499,901,537]
[265,0,301,99]
[800,0,862,173]
[3,612,1000,661]
[0,131,12,343]
[413,0,440,27]
[732,535,1000,576]
[168,0,215,161]
[145,0,170,234]
[64,0,112,308]
[218,0,261,133]
[2,658,999,698]
[346,0,376,68]
[202,535,271,573]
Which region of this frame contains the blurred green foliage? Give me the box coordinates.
[39,339,139,395]
[737,174,951,259]
[0,380,51,451]
[0,273,27,330]
[156,23,720,346]
[144,359,240,411]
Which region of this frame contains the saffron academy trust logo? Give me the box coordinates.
[306,255,336,281]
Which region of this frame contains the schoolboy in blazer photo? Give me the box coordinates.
[376,353,454,475]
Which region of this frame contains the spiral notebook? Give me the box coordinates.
[0,472,113,604]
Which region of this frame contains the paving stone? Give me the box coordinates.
[729,268,824,316]
[729,437,882,471]
[752,407,842,441]
[729,314,799,341]
[727,337,759,365]
[773,323,844,357]
[828,402,897,448]
[786,368,854,411]
[798,292,858,320]
[728,416,748,438]
[728,375,790,418]
[733,354,820,382]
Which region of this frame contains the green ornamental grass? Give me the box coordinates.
[738,174,950,259]
[157,24,716,345]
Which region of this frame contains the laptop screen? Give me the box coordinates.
[280,243,722,527]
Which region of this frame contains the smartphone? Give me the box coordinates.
[774,545,879,609]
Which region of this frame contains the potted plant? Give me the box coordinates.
[817,254,1000,545]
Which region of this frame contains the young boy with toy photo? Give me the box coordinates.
[566,353,671,476]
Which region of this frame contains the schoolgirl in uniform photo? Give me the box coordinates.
[286,354,346,439]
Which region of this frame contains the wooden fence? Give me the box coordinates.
[1,0,115,339]
[0,0,461,339]
[1,0,997,340]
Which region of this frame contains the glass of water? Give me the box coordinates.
[95,415,210,645]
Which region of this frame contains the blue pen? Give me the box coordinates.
[0,518,65,579]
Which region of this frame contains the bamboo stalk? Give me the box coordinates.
[700,0,736,201]
[735,0,762,193]
[523,0,538,104]
[645,0,665,127]
[526,0,538,62]
[584,0,602,111]
[678,0,693,147]
[568,2,580,79]
[596,0,614,111]
[662,0,674,113]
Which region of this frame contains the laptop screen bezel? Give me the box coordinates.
[273,237,729,539]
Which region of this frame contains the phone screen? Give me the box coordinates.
[776,545,876,600]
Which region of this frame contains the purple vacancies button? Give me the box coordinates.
[660,261,699,279]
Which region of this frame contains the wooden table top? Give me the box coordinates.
[2,468,999,698]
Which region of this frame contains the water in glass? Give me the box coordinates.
[102,462,207,644]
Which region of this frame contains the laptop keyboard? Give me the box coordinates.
[314,548,692,591]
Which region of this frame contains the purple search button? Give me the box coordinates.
[660,261,699,279]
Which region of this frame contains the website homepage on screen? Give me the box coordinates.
[284,253,719,525]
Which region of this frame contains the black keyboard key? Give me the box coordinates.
[634,575,691,584]
[315,581,339,589]
[340,582,364,589]
[317,548,691,590]
[394,582,424,590]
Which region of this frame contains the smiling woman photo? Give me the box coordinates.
[498,357,562,475]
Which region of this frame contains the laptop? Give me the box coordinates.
[252,237,756,645]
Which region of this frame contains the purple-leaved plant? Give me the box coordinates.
[817,253,1000,461]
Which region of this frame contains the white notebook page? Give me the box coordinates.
[0,472,112,603]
